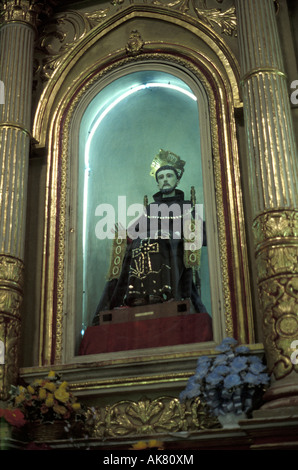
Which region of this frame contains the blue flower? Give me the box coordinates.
[196,355,212,366]
[235,345,250,354]
[195,362,211,380]
[206,371,222,387]
[213,354,228,366]
[215,337,238,353]
[223,373,241,389]
[230,356,248,373]
[249,359,266,375]
[179,379,202,401]
[244,372,261,385]
[213,365,230,376]
[196,356,211,370]
[179,390,188,402]
[179,338,270,414]
[186,375,199,388]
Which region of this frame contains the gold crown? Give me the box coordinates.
[150,149,185,179]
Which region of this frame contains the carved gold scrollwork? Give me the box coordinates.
[253,210,298,380]
[0,255,24,317]
[34,0,237,84]
[85,397,219,439]
[35,9,109,81]
[0,255,24,399]
[253,210,298,250]
[152,0,237,36]
[0,0,48,27]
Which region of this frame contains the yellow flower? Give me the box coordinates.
[15,394,26,405]
[45,394,54,407]
[39,387,47,400]
[33,379,43,386]
[71,402,81,411]
[132,441,147,450]
[27,385,35,395]
[148,440,164,449]
[47,370,56,378]
[44,381,56,392]
[131,440,164,450]
[60,381,68,389]
[54,387,70,404]
[53,403,67,416]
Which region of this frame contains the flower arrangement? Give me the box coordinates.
[9,371,84,425]
[179,337,270,419]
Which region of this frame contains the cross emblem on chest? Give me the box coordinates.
[130,239,159,278]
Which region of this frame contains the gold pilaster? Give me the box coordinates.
[0,255,24,397]
[235,0,298,410]
[0,0,47,399]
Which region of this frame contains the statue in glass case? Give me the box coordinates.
[92,149,207,326]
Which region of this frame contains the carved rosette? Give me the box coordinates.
[0,255,24,400]
[253,210,298,380]
[85,396,219,439]
[126,30,144,56]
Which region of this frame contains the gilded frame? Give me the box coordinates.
[32,6,255,371]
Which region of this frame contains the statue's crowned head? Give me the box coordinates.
[150,149,185,182]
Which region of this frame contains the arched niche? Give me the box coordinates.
[33,7,254,367]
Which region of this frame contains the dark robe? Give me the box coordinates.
[92,189,207,326]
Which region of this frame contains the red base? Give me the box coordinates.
[79,312,213,355]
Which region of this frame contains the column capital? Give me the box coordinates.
[0,0,53,29]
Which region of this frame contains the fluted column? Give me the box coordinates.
[0,0,44,399]
[235,0,298,411]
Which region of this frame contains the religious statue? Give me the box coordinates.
[92,150,207,326]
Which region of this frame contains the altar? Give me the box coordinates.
[79,301,213,355]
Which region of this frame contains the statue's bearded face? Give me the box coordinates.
[156,169,178,194]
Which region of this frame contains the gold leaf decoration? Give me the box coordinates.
[85,397,219,439]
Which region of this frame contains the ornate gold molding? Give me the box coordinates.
[34,9,109,81]
[85,396,219,439]
[0,255,24,399]
[39,50,253,365]
[33,1,238,84]
[0,0,45,27]
[52,53,232,363]
[253,210,298,380]
[253,210,298,254]
[34,1,253,365]
[152,0,237,36]
[126,30,144,56]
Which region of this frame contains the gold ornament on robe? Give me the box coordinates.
[106,232,127,281]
